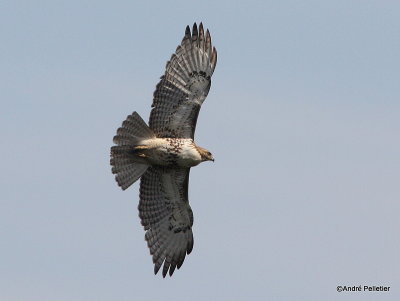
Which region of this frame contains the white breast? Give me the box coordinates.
[176,140,202,167]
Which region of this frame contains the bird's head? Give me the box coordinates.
[196,146,214,162]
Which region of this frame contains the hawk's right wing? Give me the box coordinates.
[149,23,217,139]
[139,167,194,277]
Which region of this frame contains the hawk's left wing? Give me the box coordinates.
[139,167,194,277]
[149,23,217,139]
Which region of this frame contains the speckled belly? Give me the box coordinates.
[143,138,202,167]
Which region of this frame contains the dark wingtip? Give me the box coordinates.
[212,46,217,66]
[169,265,176,276]
[192,22,198,40]
[187,241,193,254]
[154,264,161,275]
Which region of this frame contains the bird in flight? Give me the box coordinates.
[110,23,217,277]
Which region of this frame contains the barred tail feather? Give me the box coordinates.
[110,112,155,190]
[111,156,148,190]
[113,111,155,145]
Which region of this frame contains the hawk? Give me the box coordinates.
[110,23,217,277]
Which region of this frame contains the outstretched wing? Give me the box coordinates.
[139,167,194,277]
[149,23,217,139]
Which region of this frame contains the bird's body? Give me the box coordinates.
[110,22,217,277]
[129,137,210,167]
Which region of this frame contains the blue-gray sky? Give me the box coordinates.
[1,1,399,300]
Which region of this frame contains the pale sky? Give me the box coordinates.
[1,1,400,300]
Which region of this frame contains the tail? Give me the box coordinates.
[110,112,155,190]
